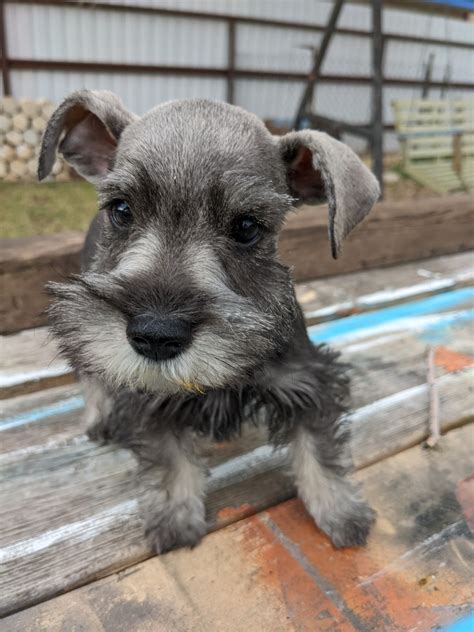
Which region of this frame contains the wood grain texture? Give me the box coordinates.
[280,193,474,281]
[0,328,72,399]
[1,194,473,333]
[296,250,474,324]
[2,252,473,399]
[1,312,472,616]
[0,232,83,334]
[3,424,473,632]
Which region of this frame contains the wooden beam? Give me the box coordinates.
[371,0,384,195]
[279,193,474,281]
[0,232,84,334]
[1,194,473,335]
[293,0,345,129]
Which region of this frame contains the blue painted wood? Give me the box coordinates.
[442,613,474,632]
[309,288,474,343]
[3,288,473,432]
[0,396,84,432]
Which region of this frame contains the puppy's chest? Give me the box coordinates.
[157,384,298,442]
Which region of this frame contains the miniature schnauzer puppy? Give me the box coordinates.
[39,90,380,553]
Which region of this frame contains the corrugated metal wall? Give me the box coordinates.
[3,0,474,152]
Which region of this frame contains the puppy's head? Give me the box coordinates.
[39,90,379,394]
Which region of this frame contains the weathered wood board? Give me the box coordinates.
[3,424,473,631]
[1,194,473,333]
[2,251,473,399]
[0,231,83,334]
[1,282,473,617]
[280,193,474,281]
[296,250,474,325]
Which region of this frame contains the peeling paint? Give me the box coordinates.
[216,503,254,526]
[435,347,474,373]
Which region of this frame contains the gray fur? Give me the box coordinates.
[39,91,378,552]
[279,130,380,258]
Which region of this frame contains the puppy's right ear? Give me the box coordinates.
[38,89,136,183]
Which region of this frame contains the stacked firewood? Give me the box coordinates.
[0,97,73,182]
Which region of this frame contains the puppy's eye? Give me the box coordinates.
[109,200,133,229]
[231,216,261,246]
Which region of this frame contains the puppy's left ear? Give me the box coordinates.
[278,130,380,258]
[38,89,136,184]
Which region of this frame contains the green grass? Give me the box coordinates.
[0,181,98,238]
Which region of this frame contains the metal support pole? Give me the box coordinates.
[372,0,384,197]
[227,19,236,104]
[422,52,435,99]
[0,0,11,96]
[293,0,345,130]
[441,63,451,98]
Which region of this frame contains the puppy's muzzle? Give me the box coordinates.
[126,313,192,361]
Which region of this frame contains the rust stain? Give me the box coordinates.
[266,498,471,631]
[266,500,395,630]
[216,503,254,527]
[434,346,474,373]
[237,514,356,631]
[336,307,361,318]
[456,475,474,532]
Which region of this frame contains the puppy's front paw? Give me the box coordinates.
[86,418,112,444]
[145,499,207,554]
[321,499,376,548]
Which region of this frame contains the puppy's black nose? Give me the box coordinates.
[127,314,192,361]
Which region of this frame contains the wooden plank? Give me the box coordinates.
[394,98,474,108]
[403,164,462,194]
[399,125,474,136]
[0,291,472,616]
[0,328,73,399]
[279,194,474,282]
[3,252,472,399]
[393,98,474,193]
[405,133,474,147]
[393,98,474,118]
[3,424,472,631]
[297,251,474,324]
[0,384,83,457]
[2,318,472,465]
[0,232,83,334]
[263,424,474,631]
[1,195,474,334]
[406,146,473,161]
[2,286,472,434]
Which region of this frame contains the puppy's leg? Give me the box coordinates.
[290,421,375,547]
[138,428,207,554]
[81,376,113,435]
